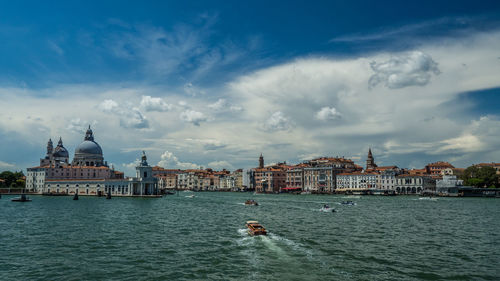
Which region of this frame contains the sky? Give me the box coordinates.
[1,0,500,175]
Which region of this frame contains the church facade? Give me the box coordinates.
[26,126,158,197]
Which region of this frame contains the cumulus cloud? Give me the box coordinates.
[99,99,119,113]
[369,51,440,89]
[315,107,342,121]
[99,99,149,129]
[157,151,199,169]
[180,109,207,126]
[208,99,229,111]
[264,111,294,131]
[208,98,243,112]
[0,160,15,169]
[66,118,98,133]
[436,134,483,153]
[140,95,172,112]
[120,108,149,129]
[207,160,234,170]
[123,159,140,169]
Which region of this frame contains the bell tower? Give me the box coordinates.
[259,153,264,168]
[46,138,53,157]
[366,148,377,170]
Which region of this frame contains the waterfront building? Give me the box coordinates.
[336,172,378,192]
[157,173,178,191]
[425,161,454,177]
[26,127,158,196]
[436,175,463,192]
[376,169,398,190]
[285,164,306,192]
[395,174,435,194]
[232,169,244,191]
[284,157,358,193]
[253,162,288,193]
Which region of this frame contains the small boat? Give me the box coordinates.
[320,204,336,212]
[246,221,267,236]
[73,193,79,200]
[245,199,259,206]
[164,190,176,195]
[341,201,356,206]
[11,194,32,202]
[185,194,195,198]
[106,192,112,199]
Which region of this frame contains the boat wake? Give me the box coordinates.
[342,195,360,199]
[416,197,438,201]
[236,228,255,246]
[268,233,315,260]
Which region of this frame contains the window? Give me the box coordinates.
[144,171,147,178]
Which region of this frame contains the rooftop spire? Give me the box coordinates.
[141,151,148,166]
[84,125,94,141]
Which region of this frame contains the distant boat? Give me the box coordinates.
[106,192,112,199]
[73,193,79,200]
[245,199,259,206]
[341,201,356,206]
[164,190,176,195]
[12,194,31,202]
[320,205,336,213]
[185,194,195,198]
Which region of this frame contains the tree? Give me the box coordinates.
[0,171,25,187]
[461,166,499,188]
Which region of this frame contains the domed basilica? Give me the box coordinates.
[26,126,158,197]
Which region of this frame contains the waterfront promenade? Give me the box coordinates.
[1,193,498,280]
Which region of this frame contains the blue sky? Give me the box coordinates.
[1,0,500,174]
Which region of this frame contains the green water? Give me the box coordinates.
[1,193,499,280]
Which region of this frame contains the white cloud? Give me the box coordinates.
[66,118,98,133]
[369,51,440,89]
[208,99,229,111]
[437,134,483,153]
[157,151,199,169]
[0,160,15,169]
[99,99,119,113]
[99,99,149,129]
[263,111,293,131]
[316,107,341,121]
[140,95,172,112]
[120,108,149,129]
[1,28,500,172]
[179,109,207,126]
[207,160,234,170]
[123,159,140,169]
[208,98,243,113]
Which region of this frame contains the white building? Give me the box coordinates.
[336,172,378,191]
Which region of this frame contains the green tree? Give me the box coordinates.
[462,166,499,188]
[0,171,16,187]
[0,171,25,187]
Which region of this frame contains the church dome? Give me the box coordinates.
[75,140,102,155]
[53,146,69,158]
[52,137,69,158]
